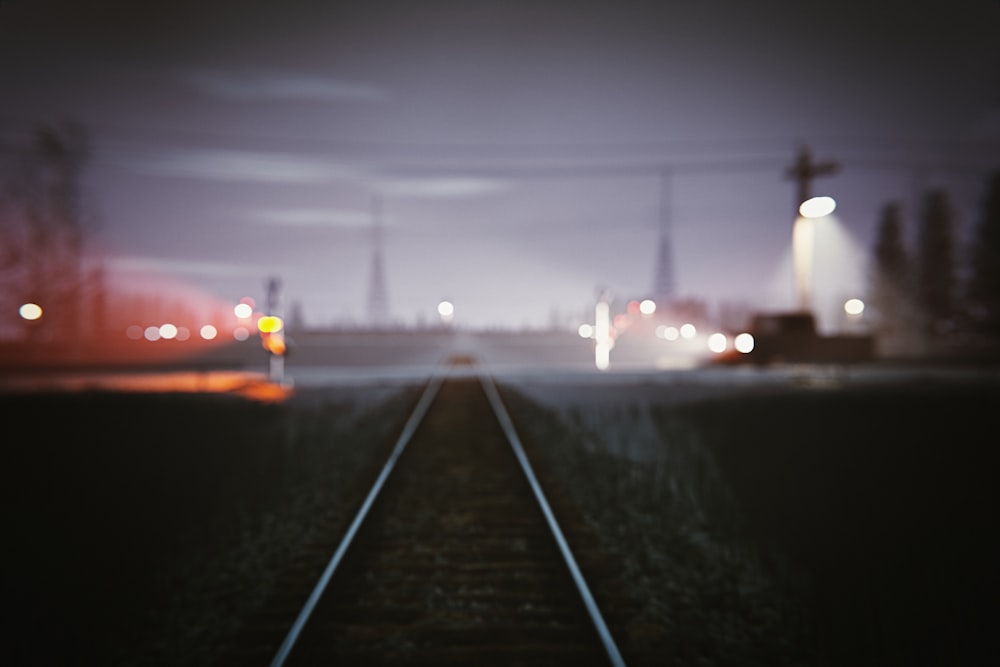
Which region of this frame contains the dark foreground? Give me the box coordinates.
[2,374,999,666]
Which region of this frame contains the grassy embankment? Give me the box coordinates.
[505,378,1000,667]
[2,385,420,666]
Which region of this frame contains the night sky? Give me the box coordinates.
[2,0,999,331]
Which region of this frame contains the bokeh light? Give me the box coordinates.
[799,195,836,218]
[257,315,284,334]
[680,323,697,339]
[18,303,42,321]
[656,325,679,341]
[578,323,594,338]
[734,332,755,353]
[438,300,455,322]
[639,299,656,315]
[707,332,728,353]
[200,324,218,340]
[844,298,865,316]
[159,323,178,340]
[144,326,161,342]
[233,326,250,341]
[234,303,253,319]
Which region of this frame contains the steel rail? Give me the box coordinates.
[268,370,445,667]
[478,371,628,667]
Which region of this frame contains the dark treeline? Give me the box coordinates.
[869,169,1000,358]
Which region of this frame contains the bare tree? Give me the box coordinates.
[2,120,96,341]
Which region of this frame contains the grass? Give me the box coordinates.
[1,385,420,666]
[6,376,997,666]
[665,380,1000,666]
[502,377,1000,667]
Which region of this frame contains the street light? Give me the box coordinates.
[793,196,837,312]
[786,146,839,313]
[594,298,612,370]
[437,300,454,325]
[799,196,836,218]
[18,303,43,321]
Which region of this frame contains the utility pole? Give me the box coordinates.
[786,145,840,312]
[265,275,285,383]
[651,167,676,308]
[786,144,840,211]
[367,193,390,328]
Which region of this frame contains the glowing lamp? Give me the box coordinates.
[707,332,727,353]
[159,323,178,340]
[257,315,284,334]
[18,303,42,321]
[844,298,865,316]
[734,332,755,353]
[799,196,836,218]
[261,332,286,355]
[438,300,455,323]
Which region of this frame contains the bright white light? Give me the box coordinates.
[578,323,594,338]
[144,326,161,342]
[680,323,696,339]
[844,298,865,316]
[793,216,816,310]
[799,195,836,218]
[734,332,755,353]
[159,323,178,340]
[200,324,218,340]
[639,299,656,315]
[18,303,42,321]
[234,303,253,319]
[707,332,728,353]
[595,344,610,370]
[662,325,679,341]
[233,326,250,341]
[594,300,613,370]
[437,300,454,322]
[257,315,283,333]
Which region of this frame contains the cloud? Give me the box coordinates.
[379,177,508,198]
[107,255,256,278]
[125,148,367,184]
[247,208,374,227]
[179,67,389,103]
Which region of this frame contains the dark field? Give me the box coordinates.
[504,376,1000,666]
[2,385,422,666]
[3,375,999,666]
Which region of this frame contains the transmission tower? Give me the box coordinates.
[366,194,390,328]
[651,167,677,306]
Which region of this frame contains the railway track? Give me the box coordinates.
[225,363,626,666]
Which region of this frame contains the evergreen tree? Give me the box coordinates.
[916,188,959,338]
[966,169,1000,340]
[869,202,919,355]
